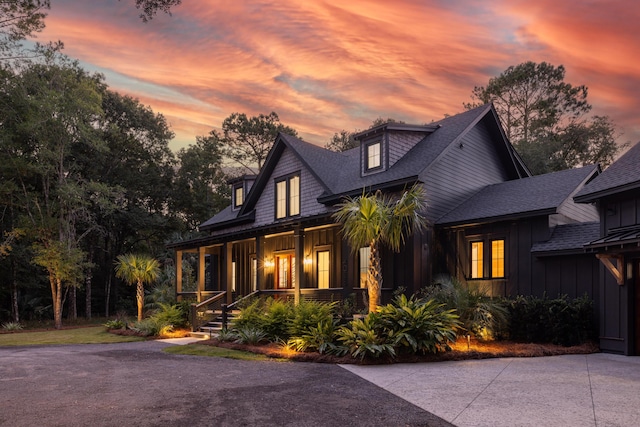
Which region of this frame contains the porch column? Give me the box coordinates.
[256,236,263,291]
[198,246,206,302]
[294,228,304,304]
[175,250,183,301]
[223,242,233,304]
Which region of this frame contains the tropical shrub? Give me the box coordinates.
[1,321,24,331]
[233,326,269,345]
[377,294,460,354]
[150,303,188,329]
[131,318,161,336]
[104,319,127,330]
[335,313,395,359]
[422,275,508,340]
[288,300,335,337]
[287,318,340,354]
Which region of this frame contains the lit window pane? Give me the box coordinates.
[231,261,236,292]
[367,142,381,169]
[251,258,257,291]
[289,175,300,216]
[471,242,483,278]
[276,180,287,218]
[492,240,505,278]
[359,247,370,288]
[317,251,330,289]
[235,186,243,207]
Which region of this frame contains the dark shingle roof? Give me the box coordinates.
[574,142,640,202]
[531,222,600,254]
[437,165,599,226]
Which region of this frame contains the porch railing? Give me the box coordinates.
[190,291,226,332]
[221,290,261,329]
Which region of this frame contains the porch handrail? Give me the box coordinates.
[222,290,261,329]
[190,291,226,332]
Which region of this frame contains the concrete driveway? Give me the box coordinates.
[342,353,640,427]
[0,341,449,427]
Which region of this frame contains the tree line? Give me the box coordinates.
[0,1,624,327]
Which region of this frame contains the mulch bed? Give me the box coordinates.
[198,337,600,365]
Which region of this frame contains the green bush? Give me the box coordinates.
[422,275,508,340]
[150,303,188,329]
[377,294,460,354]
[287,318,340,354]
[104,319,126,330]
[1,321,24,331]
[288,300,335,337]
[335,313,395,359]
[233,326,269,345]
[131,318,161,336]
[505,294,595,346]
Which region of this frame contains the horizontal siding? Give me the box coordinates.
[422,120,509,222]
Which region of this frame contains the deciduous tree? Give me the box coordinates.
[219,112,298,174]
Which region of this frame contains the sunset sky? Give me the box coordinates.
[34,0,640,152]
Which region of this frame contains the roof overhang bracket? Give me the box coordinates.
[596,254,624,285]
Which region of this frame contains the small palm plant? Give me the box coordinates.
[333,184,427,312]
[115,253,160,321]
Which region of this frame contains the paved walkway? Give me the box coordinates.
[341,353,640,426]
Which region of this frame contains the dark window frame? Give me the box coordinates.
[274,172,301,220]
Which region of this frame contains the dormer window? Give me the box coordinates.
[233,185,243,209]
[366,141,381,170]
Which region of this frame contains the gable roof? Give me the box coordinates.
[199,104,529,231]
[531,222,600,255]
[437,165,599,226]
[574,142,640,202]
[318,104,529,203]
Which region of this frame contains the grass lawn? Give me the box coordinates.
[164,343,288,362]
[0,326,146,346]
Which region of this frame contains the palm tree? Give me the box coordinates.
[333,184,427,312]
[114,253,161,321]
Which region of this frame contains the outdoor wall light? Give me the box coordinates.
[304,256,312,266]
[264,259,275,268]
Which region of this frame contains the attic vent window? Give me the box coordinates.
[366,141,381,170]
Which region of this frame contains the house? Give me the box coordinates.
[168,103,636,354]
[574,142,640,355]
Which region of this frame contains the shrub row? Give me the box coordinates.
[225,295,460,360]
[505,294,595,346]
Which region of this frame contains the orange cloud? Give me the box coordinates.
[38,0,640,151]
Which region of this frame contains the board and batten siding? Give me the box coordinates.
[422,120,510,222]
[253,147,330,227]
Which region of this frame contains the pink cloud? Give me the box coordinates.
[37,0,640,151]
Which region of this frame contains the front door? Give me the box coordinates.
[276,254,296,289]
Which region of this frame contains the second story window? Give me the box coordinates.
[366,141,381,170]
[233,185,243,209]
[275,173,300,219]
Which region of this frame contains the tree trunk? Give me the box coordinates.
[53,277,63,329]
[105,273,112,318]
[368,241,383,313]
[69,285,77,321]
[136,280,144,321]
[11,257,19,323]
[85,269,92,319]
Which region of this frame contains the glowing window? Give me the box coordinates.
[367,142,381,169]
[231,261,236,292]
[276,254,296,289]
[317,250,330,289]
[471,242,483,279]
[234,186,243,209]
[491,239,505,278]
[358,247,370,288]
[275,174,300,219]
[289,175,300,216]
